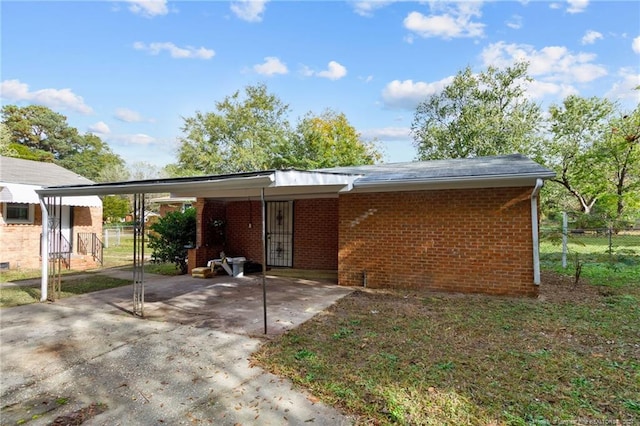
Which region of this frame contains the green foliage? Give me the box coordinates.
[411,62,542,160]
[1,104,124,181]
[175,83,292,175]
[543,95,616,214]
[174,85,383,176]
[275,109,382,169]
[102,195,130,223]
[147,208,197,274]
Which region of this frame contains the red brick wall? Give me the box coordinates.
[225,201,263,263]
[338,188,538,297]
[193,198,340,272]
[293,198,338,270]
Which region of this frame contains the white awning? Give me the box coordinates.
[0,183,102,207]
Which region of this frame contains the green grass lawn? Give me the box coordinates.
[253,237,640,425]
[0,275,131,308]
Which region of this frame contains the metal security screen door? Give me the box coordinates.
[266,201,293,267]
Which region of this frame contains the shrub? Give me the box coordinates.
[147,208,196,274]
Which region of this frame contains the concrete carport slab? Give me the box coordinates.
[0,273,355,425]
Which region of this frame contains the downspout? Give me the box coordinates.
[531,178,544,285]
[39,196,49,301]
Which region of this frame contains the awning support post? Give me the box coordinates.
[132,193,145,316]
[261,188,267,334]
[39,196,49,301]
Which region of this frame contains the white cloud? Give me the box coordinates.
[567,0,589,14]
[633,36,640,54]
[230,0,268,23]
[114,108,144,123]
[303,61,347,80]
[360,127,411,141]
[403,2,485,39]
[352,1,396,17]
[381,77,454,109]
[125,0,168,18]
[253,57,288,76]
[581,30,603,45]
[506,15,523,30]
[0,79,93,114]
[133,41,215,59]
[88,121,111,135]
[525,80,578,100]
[481,41,607,84]
[110,133,156,145]
[359,75,374,83]
[605,67,640,103]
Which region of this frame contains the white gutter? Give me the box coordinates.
[39,196,49,301]
[531,178,544,285]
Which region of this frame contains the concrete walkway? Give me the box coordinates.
[0,271,355,425]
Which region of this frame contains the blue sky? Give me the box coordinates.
[1,1,639,168]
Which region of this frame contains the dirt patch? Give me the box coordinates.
[539,270,614,303]
[50,403,108,425]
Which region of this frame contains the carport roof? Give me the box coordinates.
[35,154,555,199]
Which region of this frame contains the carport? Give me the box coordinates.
[36,169,358,333]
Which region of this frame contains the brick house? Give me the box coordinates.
[37,154,553,298]
[0,156,103,271]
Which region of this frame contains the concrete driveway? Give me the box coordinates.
[0,272,355,425]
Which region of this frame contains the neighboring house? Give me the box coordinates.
[37,154,554,297]
[0,156,103,271]
[149,196,195,217]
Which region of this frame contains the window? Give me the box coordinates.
[3,203,34,224]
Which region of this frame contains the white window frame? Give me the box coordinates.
[3,203,35,224]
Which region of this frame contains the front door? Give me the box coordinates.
[266,201,293,267]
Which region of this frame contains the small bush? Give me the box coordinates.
[147,208,196,274]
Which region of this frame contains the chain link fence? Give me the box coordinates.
[540,213,640,279]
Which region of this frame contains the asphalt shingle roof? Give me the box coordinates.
[318,154,554,183]
[0,156,94,186]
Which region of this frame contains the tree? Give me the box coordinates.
[274,109,382,169]
[148,208,197,274]
[411,62,543,160]
[102,195,130,223]
[596,105,640,221]
[175,83,293,175]
[0,123,17,157]
[543,95,616,215]
[1,104,124,181]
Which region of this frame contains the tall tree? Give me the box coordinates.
[275,109,382,169]
[544,96,616,214]
[175,83,293,175]
[596,105,640,220]
[1,104,124,181]
[411,62,542,160]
